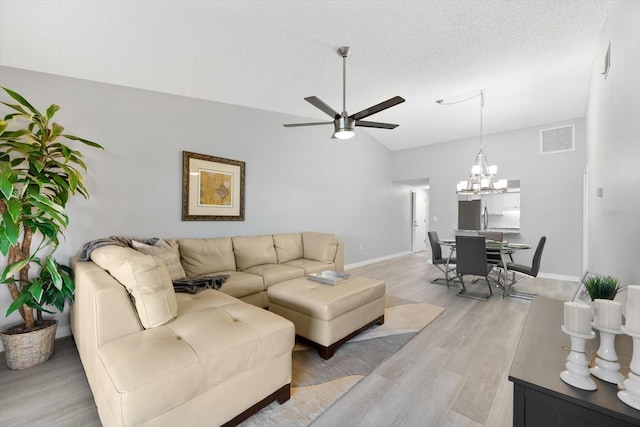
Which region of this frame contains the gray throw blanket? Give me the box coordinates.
[172,275,229,294]
[79,236,159,261]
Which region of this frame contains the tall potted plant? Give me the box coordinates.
[0,87,102,369]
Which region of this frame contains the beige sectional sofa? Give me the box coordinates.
[70,231,343,427]
[179,231,344,307]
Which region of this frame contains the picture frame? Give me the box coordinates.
[182,151,245,221]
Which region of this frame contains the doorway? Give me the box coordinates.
[411,190,428,253]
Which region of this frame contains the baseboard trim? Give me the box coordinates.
[537,272,581,282]
[345,251,412,270]
[56,324,71,340]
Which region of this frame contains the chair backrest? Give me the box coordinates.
[427,231,442,262]
[455,235,488,276]
[530,236,547,277]
[478,231,503,242]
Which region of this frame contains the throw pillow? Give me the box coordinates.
[90,246,178,328]
[131,239,187,280]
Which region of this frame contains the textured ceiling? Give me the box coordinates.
[0,0,611,151]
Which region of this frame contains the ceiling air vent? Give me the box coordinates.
[540,124,575,155]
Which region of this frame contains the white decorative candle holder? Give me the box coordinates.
[590,322,625,384]
[560,325,597,391]
[618,326,640,411]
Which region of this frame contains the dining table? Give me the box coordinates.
[437,238,531,297]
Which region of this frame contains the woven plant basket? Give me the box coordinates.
[1,319,57,370]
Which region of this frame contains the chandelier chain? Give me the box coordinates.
[480,90,484,150]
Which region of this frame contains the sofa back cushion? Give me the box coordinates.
[273,233,304,263]
[178,238,236,277]
[232,235,277,270]
[302,231,339,263]
[90,246,178,328]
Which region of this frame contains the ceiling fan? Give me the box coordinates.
[283,47,405,140]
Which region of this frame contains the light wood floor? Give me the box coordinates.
[314,252,578,427]
[0,252,578,427]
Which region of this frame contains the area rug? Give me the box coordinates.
[240,297,445,426]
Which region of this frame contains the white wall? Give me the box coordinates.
[585,1,640,285]
[0,66,408,345]
[392,119,586,278]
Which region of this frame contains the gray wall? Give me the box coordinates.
[392,118,586,278]
[585,1,640,285]
[0,66,408,342]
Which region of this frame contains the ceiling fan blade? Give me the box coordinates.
[349,96,405,121]
[355,120,399,129]
[304,96,340,119]
[283,121,334,127]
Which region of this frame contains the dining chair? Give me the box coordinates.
[502,236,547,300]
[427,231,456,287]
[454,235,496,301]
[478,231,511,265]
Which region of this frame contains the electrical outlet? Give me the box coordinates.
[359,244,363,250]
[433,216,438,222]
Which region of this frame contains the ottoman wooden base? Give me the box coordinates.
[267,276,386,359]
[296,314,385,359]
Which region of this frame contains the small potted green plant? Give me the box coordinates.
[0,87,102,369]
[584,275,620,301]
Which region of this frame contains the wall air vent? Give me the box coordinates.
[540,124,575,155]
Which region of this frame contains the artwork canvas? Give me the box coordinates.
[182,151,245,221]
[199,170,233,207]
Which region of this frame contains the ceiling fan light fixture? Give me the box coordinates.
[334,130,355,140]
[333,116,355,140]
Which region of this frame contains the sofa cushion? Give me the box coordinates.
[273,233,304,263]
[178,238,236,277]
[283,259,336,275]
[232,235,277,270]
[90,246,178,328]
[204,270,265,299]
[96,291,294,426]
[302,232,339,263]
[131,239,187,280]
[243,264,304,287]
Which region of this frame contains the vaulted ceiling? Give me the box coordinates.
[0,0,612,151]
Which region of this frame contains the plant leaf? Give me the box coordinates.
[62,134,104,149]
[49,123,65,142]
[45,257,63,291]
[46,104,60,120]
[1,211,20,245]
[0,168,14,199]
[28,279,44,303]
[0,237,9,256]
[6,198,22,222]
[1,258,30,283]
[2,87,42,117]
[6,290,32,317]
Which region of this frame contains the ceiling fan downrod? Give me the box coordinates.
[338,46,351,117]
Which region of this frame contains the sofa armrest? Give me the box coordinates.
[334,242,344,272]
[70,257,143,393]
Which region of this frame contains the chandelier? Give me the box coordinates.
[437,90,507,195]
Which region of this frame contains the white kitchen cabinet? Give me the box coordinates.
[502,192,520,210]
[484,194,504,215]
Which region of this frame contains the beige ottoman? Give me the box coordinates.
[267,276,386,359]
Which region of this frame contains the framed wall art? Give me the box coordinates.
[182,151,245,221]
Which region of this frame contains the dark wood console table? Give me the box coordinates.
[509,296,640,426]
